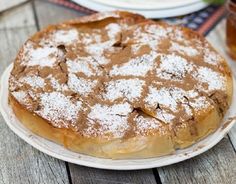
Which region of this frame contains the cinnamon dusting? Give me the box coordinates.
[9,12,232,140]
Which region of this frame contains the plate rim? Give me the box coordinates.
[72,0,208,18]
[1,64,236,170]
[89,0,205,10]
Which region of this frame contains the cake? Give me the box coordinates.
[8,11,233,159]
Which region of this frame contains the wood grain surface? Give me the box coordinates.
[68,164,158,184]
[0,0,235,184]
[0,2,70,184]
[158,137,236,184]
[0,0,28,12]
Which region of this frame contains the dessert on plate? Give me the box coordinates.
[8,11,233,159]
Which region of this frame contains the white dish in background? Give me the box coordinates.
[1,64,236,170]
[90,0,204,10]
[72,0,208,18]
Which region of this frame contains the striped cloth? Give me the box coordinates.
[48,0,226,36]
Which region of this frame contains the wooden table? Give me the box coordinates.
[0,0,236,183]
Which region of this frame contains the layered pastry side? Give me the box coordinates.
[8,11,233,159]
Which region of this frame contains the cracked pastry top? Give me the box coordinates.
[8,11,233,159]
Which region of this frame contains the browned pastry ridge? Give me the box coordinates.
[8,11,233,159]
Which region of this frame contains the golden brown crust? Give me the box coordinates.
[9,91,225,158]
[8,11,233,159]
[9,94,174,158]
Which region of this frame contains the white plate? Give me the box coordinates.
[72,0,208,18]
[90,0,204,10]
[1,64,236,170]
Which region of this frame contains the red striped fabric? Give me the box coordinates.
[197,5,225,35]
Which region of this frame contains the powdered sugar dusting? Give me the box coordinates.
[25,46,58,67]
[37,92,82,128]
[67,57,102,77]
[67,58,93,76]
[129,24,172,50]
[170,42,198,57]
[156,110,175,123]
[86,41,113,64]
[156,54,193,80]
[68,74,97,96]
[171,28,184,41]
[145,24,172,38]
[204,48,222,65]
[49,76,68,91]
[187,90,199,98]
[135,115,164,135]
[145,87,177,111]
[105,23,121,39]
[145,86,184,112]
[183,104,192,116]
[189,96,211,111]
[86,102,132,137]
[132,27,159,50]
[145,85,212,122]
[194,67,226,91]
[12,91,28,104]
[110,51,158,76]
[52,29,78,44]
[103,78,145,102]
[131,44,143,54]
[20,75,45,89]
[81,32,101,45]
